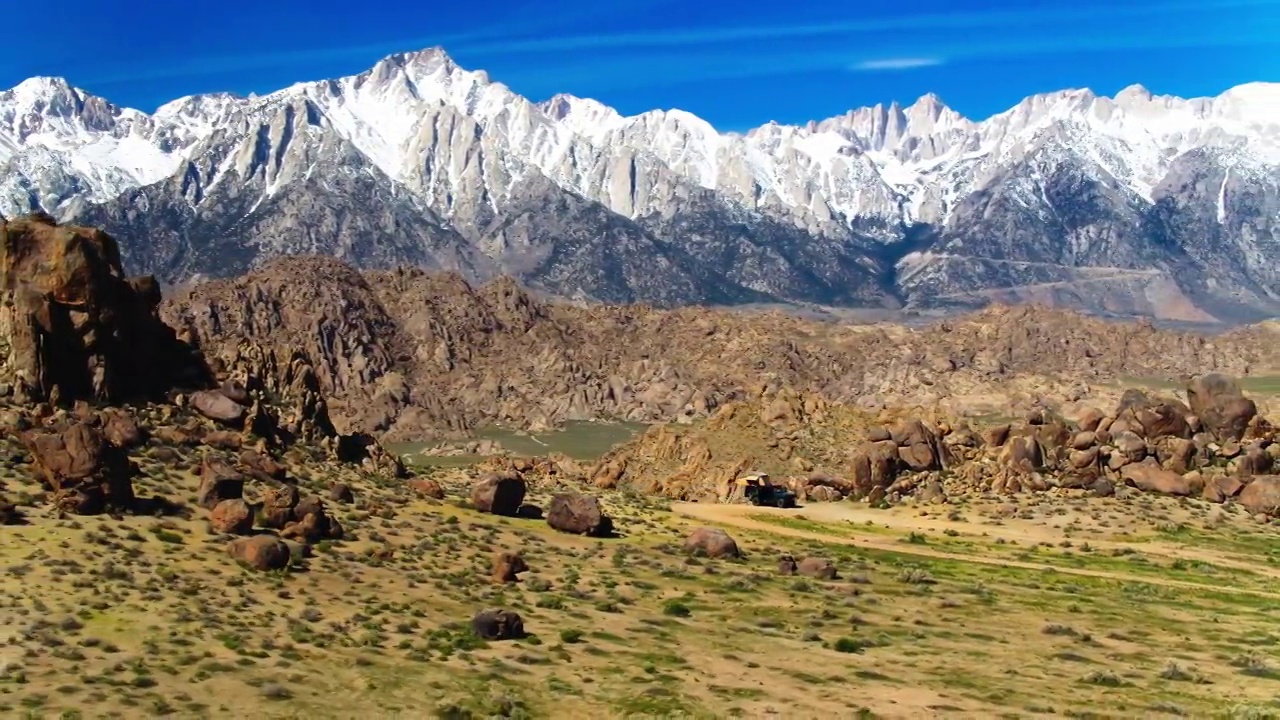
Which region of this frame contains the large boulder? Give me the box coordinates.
[491,552,529,583]
[227,535,291,571]
[22,421,134,514]
[1239,476,1280,516]
[1121,463,1198,497]
[1188,374,1257,442]
[683,527,740,558]
[197,456,245,510]
[190,390,246,426]
[1202,474,1245,503]
[471,609,525,640]
[470,473,526,516]
[210,499,254,535]
[259,483,300,528]
[408,478,445,499]
[1000,434,1043,471]
[1115,392,1192,440]
[0,214,209,404]
[797,557,838,580]
[890,419,944,471]
[328,482,355,504]
[98,408,145,449]
[850,440,899,496]
[281,496,342,543]
[546,493,614,537]
[777,554,799,575]
[239,450,287,482]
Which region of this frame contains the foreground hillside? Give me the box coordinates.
[6,435,1280,718]
[161,256,1280,442]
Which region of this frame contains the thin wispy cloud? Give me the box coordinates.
[494,26,1277,101]
[78,0,674,86]
[76,0,1274,87]
[851,58,945,72]
[450,0,1272,55]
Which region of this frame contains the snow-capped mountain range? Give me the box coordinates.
[3,47,1278,322]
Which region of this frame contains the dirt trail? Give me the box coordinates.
[672,502,1280,599]
[730,500,1280,581]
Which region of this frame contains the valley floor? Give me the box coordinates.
[3,448,1280,719]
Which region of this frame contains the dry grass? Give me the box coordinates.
[2,431,1280,719]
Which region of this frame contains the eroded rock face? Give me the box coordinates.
[0,214,209,404]
[161,256,1269,441]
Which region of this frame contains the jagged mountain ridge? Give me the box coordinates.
[159,254,1280,440]
[3,48,1278,320]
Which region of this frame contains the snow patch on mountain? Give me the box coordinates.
[0,46,1277,276]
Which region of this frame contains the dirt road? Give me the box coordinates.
[672,502,1280,598]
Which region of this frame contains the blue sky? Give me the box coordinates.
[2,0,1276,130]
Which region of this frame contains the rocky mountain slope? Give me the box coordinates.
[160,253,1280,441]
[3,51,1278,321]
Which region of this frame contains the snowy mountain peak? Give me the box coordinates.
[1115,83,1154,102]
[0,76,110,126]
[1214,83,1280,126]
[2,48,1279,323]
[6,76,76,100]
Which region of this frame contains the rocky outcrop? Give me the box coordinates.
[160,256,1276,441]
[22,421,135,515]
[1188,373,1258,441]
[0,213,209,404]
[581,372,1280,510]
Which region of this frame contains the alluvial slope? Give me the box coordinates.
[160,256,1280,439]
[4,50,1279,319]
